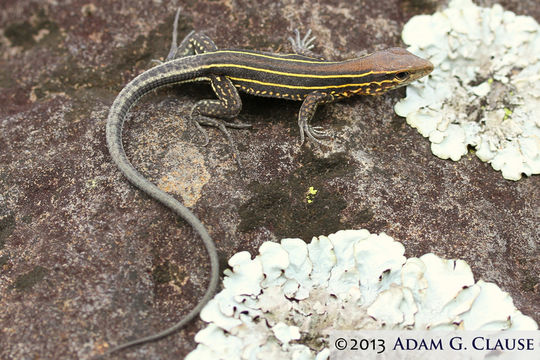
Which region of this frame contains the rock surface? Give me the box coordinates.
[0,0,538,359]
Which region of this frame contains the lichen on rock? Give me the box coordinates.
[186,230,537,359]
[395,0,540,180]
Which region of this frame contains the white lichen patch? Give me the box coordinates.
[186,230,537,360]
[395,0,540,180]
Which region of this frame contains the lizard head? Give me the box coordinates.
[347,48,433,95]
[375,47,433,88]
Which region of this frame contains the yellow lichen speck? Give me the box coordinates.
[306,186,318,204]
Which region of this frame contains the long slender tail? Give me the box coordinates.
[101,61,219,357]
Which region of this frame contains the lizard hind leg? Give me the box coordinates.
[165,9,250,166]
[190,75,250,167]
[288,29,316,53]
[166,8,220,60]
[288,28,325,60]
[151,8,190,65]
[172,31,219,59]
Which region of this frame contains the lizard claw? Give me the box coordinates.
[193,120,210,146]
[309,125,330,138]
[306,125,330,141]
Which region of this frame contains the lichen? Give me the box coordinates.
[395,0,540,180]
[306,186,318,204]
[186,230,537,359]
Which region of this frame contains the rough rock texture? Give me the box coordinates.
[0,1,538,359]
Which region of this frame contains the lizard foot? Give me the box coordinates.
[305,124,330,145]
[192,115,248,167]
[288,29,316,53]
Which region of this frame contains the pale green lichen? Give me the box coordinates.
[395,0,540,180]
[186,230,537,360]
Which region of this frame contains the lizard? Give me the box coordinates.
[102,7,433,358]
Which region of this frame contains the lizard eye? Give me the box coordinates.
[395,71,409,80]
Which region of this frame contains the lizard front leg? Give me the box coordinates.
[298,91,335,145]
[288,29,335,145]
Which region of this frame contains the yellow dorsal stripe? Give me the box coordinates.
[201,62,397,79]
[204,63,380,79]
[227,76,396,90]
[210,50,343,64]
